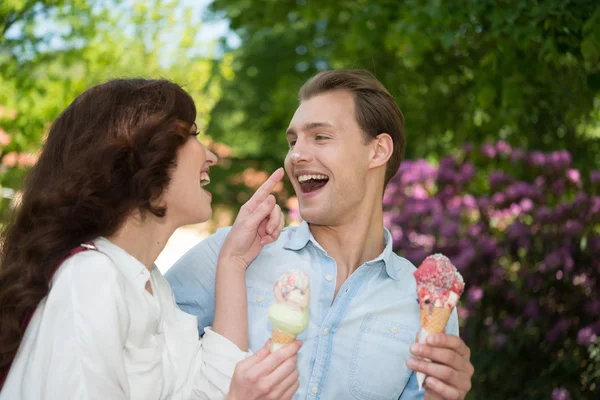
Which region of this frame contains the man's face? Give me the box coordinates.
[284,90,373,226]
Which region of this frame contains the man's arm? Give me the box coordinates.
[165,227,231,334]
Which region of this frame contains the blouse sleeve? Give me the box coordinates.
[177,327,252,399]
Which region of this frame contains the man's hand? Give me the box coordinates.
[407,333,474,400]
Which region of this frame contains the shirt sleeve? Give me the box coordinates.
[165,227,230,334]
[38,252,131,400]
[178,327,252,400]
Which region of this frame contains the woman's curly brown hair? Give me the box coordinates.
[0,78,197,378]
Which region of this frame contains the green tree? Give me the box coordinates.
[0,0,224,222]
[205,0,600,197]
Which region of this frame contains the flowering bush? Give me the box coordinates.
[383,142,599,399]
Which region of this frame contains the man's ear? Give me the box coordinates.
[369,133,393,169]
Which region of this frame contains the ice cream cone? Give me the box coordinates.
[415,306,453,389]
[270,328,296,352]
[268,270,311,352]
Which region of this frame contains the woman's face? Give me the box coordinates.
[160,125,218,227]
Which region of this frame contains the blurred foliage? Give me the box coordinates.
[203,0,600,211]
[0,0,225,222]
[382,143,599,399]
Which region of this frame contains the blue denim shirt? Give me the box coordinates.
[166,221,459,400]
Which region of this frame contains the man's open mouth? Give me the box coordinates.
[297,173,329,193]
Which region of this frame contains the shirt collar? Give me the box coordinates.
[93,237,151,291]
[283,221,401,280]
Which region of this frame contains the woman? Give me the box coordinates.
[0,79,300,399]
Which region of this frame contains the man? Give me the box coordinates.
[166,70,474,399]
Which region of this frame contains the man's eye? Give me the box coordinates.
[300,291,305,296]
[315,135,328,140]
[289,140,296,147]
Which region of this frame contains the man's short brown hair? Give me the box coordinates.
[299,69,405,187]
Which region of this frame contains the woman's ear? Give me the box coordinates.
[369,133,393,169]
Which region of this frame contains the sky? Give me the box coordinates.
[5,0,240,60]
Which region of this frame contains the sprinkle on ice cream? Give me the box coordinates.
[414,254,465,310]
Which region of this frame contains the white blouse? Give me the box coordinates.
[1,238,249,400]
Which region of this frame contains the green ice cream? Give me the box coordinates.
[268,303,309,335]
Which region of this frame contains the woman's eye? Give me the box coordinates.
[300,291,305,295]
[315,135,328,140]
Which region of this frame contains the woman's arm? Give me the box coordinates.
[212,168,285,350]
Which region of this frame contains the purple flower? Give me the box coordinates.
[544,251,562,270]
[458,163,475,184]
[551,387,571,400]
[489,171,511,188]
[493,192,506,206]
[399,160,438,185]
[439,221,459,237]
[467,286,483,303]
[462,194,477,210]
[528,151,545,167]
[439,156,456,170]
[552,180,565,196]
[519,198,534,213]
[481,144,496,158]
[493,333,508,348]
[511,148,526,163]
[577,326,596,346]
[390,226,404,248]
[566,168,581,186]
[502,316,517,330]
[564,219,583,236]
[468,223,484,237]
[478,237,498,256]
[546,319,571,343]
[496,140,511,155]
[477,196,491,210]
[534,206,551,223]
[589,196,600,217]
[405,247,427,265]
[507,221,529,239]
[452,247,476,270]
[573,192,588,209]
[524,299,540,319]
[585,299,600,316]
[534,175,545,187]
[590,170,600,185]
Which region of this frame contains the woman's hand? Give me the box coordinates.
[226,340,301,400]
[220,168,286,270]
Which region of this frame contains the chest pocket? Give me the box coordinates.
[247,287,274,350]
[349,313,417,400]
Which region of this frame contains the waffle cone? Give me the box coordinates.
[420,306,452,334]
[270,329,296,352]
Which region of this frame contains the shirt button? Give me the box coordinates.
[391,327,398,334]
[325,274,333,282]
[256,295,264,302]
[312,386,318,394]
[323,328,329,336]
